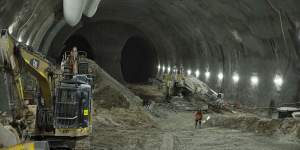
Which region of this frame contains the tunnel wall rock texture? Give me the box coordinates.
[1,0,300,106]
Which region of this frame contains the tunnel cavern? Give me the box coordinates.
[0,0,300,149]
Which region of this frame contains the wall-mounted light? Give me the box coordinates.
[195,70,200,78]
[162,66,165,72]
[250,75,259,86]
[8,26,13,34]
[173,66,177,73]
[8,22,17,35]
[157,64,161,70]
[187,69,192,76]
[274,74,283,89]
[218,72,224,80]
[17,36,23,42]
[167,66,171,73]
[205,71,210,79]
[26,40,30,45]
[232,73,239,83]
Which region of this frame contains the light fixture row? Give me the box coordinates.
[157,64,284,88]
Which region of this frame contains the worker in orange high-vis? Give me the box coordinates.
[194,109,203,129]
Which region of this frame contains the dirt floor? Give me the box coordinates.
[83,59,300,150]
[91,103,300,150]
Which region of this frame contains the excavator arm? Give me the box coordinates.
[16,45,54,108]
[0,29,54,110]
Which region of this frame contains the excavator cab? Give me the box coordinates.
[54,75,92,136]
[54,49,93,137]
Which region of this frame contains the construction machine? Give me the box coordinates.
[0,29,93,149]
[181,76,224,108]
[161,70,224,110]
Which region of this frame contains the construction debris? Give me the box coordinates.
[204,113,300,139]
[84,59,156,129]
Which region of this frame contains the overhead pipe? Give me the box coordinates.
[63,0,101,26]
[83,0,102,17]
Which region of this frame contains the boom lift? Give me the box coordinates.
[0,29,93,148]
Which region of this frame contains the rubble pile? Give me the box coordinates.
[85,59,140,109]
[127,84,164,102]
[94,85,130,109]
[93,108,156,128]
[83,59,156,129]
[205,113,300,139]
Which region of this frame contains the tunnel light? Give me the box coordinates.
[167,66,171,73]
[250,75,259,86]
[202,115,211,124]
[274,75,283,87]
[8,26,13,34]
[187,69,192,76]
[8,22,17,34]
[17,36,23,42]
[218,72,224,80]
[26,40,30,46]
[232,73,240,83]
[207,115,210,120]
[195,70,200,78]
[205,71,210,79]
[162,66,165,72]
[157,65,161,70]
[173,66,177,73]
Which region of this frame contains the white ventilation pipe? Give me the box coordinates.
[63,0,101,26]
[83,0,102,17]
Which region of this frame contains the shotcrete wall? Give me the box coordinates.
[1,0,300,106]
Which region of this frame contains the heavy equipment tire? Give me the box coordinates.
[0,125,20,148]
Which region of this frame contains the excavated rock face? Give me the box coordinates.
[1,0,300,106]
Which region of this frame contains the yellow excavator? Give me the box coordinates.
[0,29,93,149]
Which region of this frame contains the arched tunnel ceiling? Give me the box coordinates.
[1,0,300,106]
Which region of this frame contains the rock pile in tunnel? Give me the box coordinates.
[84,58,156,128]
[205,113,300,140]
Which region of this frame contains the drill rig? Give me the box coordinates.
[161,70,224,110]
[0,29,92,148]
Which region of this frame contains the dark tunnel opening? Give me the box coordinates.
[60,35,94,60]
[121,36,157,83]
